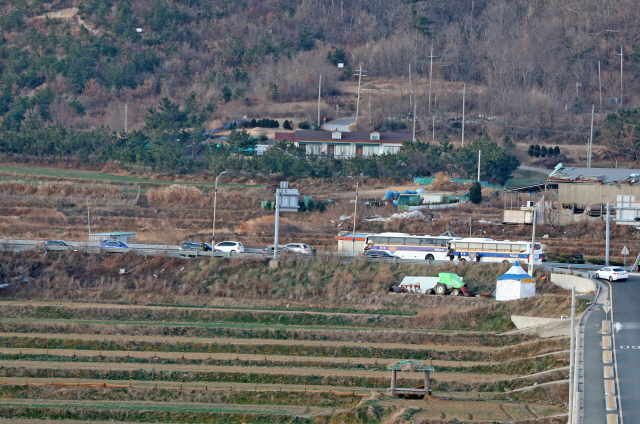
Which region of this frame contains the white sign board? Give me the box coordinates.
[622,246,629,255]
[338,63,344,68]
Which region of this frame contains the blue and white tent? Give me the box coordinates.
[495,262,536,301]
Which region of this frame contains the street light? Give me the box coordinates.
[212,171,226,260]
[347,176,359,253]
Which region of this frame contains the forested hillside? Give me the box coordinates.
[0,0,638,172]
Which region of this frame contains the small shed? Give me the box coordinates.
[495,262,536,301]
[90,232,137,244]
[387,360,435,399]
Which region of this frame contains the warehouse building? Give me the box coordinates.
[504,165,640,225]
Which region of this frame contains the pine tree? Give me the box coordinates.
[528,145,534,156]
[469,182,482,204]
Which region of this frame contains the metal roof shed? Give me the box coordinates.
[90,232,137,244]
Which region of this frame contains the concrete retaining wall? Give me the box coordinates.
[551,273,597,294]
[510,315,571,338]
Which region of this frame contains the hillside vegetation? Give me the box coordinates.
[0,0,637,173]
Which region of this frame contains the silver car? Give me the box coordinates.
[284,243,312,255]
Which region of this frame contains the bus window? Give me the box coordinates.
[534,242,541,249]
[419,238,431,246]
[469,243,482,250]
[483,244,497,251]
[498,244,511,251]
[389,237,404,245]
[375,237,388,244]
[455,243,468,250]
[405,238,420,246]
[518,244,527,252]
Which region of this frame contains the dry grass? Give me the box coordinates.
[0,180,125,198]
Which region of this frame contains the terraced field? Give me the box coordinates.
[0,300,571,423]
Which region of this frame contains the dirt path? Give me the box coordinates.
[0,332,500,352]
[0,398,342,417]
[0,360,509,383]
[0,377,375,395]
[379,398,564,422]
[507,379,569,393]
[0,348,491,367]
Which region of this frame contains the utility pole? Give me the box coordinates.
[432,115,435,143]
[606,202,610,265]
[568,285,576,424]
[428,47,435,113]
[461,83,466,146]
[347,177,358,253]
[528,208,536,276]
[408,63,412,110]
[212,171,226,261]
[355,63,366,125]
[412,103,417,142]
[368,94,372,123]
[124,104,128,133]
[588,105,595,168]
[87,207,91,242]
[477,150,481,182]
[598,61,603,110]
[618,46,623,108]
[317,75,322,127]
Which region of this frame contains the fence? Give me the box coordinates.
[413,177,505,190]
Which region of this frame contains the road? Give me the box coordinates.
[605,275,640,423]
[518,165,553,174]
[583,275,639,424]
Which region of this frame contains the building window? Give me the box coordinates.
[370,132,380,141]
[363,145,378,157]
[334,145,350,157]
[384,145,400,154]
[305,144,322,156]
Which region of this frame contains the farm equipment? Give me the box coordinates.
[390,273,471,296]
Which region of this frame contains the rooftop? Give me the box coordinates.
[275,130,411,143]
[91,232,137,236]
[547,166,640,184]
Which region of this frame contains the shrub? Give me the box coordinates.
[554,146,560,156]
[283,120,292,130]
[528,145,534,156]
[540,146,547,157]
[534,145,540,157]
[469,181,482,204]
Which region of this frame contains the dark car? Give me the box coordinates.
[361,250,399,259]
[262,245,290,255]
[38,240,79,251]
[179,242,214,252]
[100,240,132,249]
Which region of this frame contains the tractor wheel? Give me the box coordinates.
[425,254,435,261]
[435,284,447,296]
[451,289,461,296]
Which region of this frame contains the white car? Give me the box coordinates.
[284,243,312,255]
[595,267,628,282]
[214,241,244,254]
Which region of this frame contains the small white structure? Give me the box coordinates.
[90,232,137,244]
[495,262,536,301]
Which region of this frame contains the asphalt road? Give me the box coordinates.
[608,275,640,423]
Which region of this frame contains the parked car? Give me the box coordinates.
[100,240,132,249]
[284,243,313,255]
[262,245,290,255]
[214,241,244,254]
[361,250,399,259]
[38,240,79,251]
[179,242,216,252]
[595,267,628,282]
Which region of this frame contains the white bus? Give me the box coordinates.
[448,238,544,264]
[363,233,459,261]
